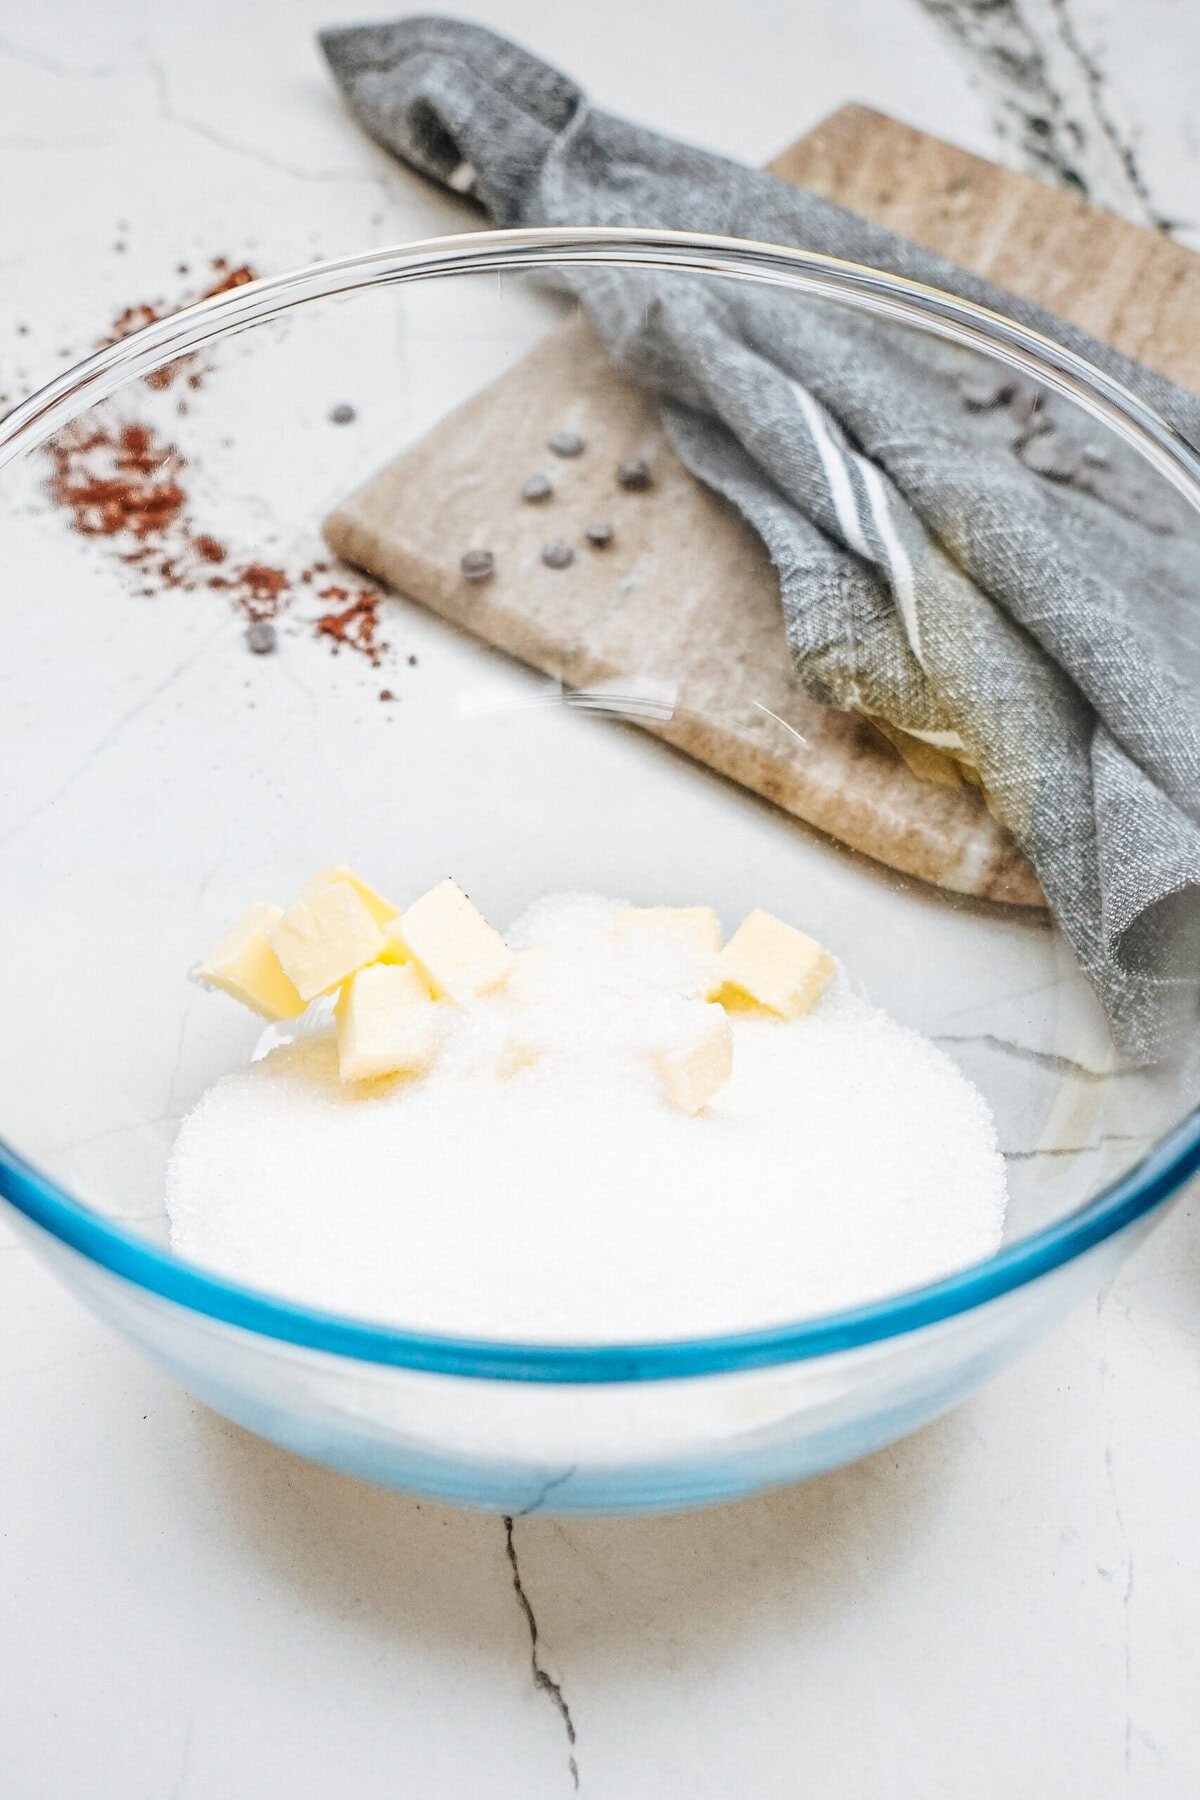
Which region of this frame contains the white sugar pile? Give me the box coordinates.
[166,893,1006,1340]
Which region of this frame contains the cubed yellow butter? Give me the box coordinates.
[299,863,398,927]
[709,908,834,1018]
[377,917,418,969]
[334,961,440,1084]
[390,878,515,1003]
[655,1004,733,1115]
[195,902,307,1021]
[615,905,721,956]
[267,879,385,1002]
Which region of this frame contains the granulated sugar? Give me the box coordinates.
[167,893,1006,1340]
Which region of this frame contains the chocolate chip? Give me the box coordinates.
[1018,431,1075,479]
[1009,384,1047,426]
[460,548,495,582]
[958,369,1015,410]
[329,403,356,425]
[541,539,575,569]
[584,521,614,548]
[616,456,652,491]
[245,621,277,655]
[522,473,553,502]
[548,430,585,457]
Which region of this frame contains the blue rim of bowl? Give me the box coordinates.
[3,1113,1198,1381]
[1,226,1199,1384]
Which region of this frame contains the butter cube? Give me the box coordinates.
[195,903,306,1021]
[390,879,514,1003]
[655,1004,733,1115]
[615,905,721,956]
[335,961,440,1084]
[267,879,385,1002]
[300,863,398,927]
[709,908,834,1018]
[378,918,418,969]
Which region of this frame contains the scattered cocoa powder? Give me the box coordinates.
[202,263,255,299]
[109,303,160,341]
[46,419,187,541]
[97,260,259,394]
[37,255,408,692]
[315,587,386,663]
[235,564,290,621]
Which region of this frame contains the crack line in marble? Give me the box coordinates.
[910,0,1177,232]
[0,30,143,80]
[147,56,400,192]
[503,1516,580,1791]
[164,991,198,1119]
[1097,1358,1137,1773]
[1045,0,1180,233]
[1001,1131,1143,1160]
[932,1032,1123,1081]
[0,621,228,854]
[47,1113,182,1157]
[516,1466,579,1517]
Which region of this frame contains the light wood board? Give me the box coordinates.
[326,107,1200,906]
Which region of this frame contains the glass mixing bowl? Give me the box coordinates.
[1,229,1198,1515]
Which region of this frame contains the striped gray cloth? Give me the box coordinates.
[320,15,1200,1061]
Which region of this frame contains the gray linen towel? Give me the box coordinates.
[320,15,1200,1060]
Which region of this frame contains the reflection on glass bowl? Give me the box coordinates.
[0,228,1197,1514]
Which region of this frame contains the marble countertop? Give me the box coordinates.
[1,1,1198,1794]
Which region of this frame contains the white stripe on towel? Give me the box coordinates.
[788,381,872,559]
[788,378,927,671]
[855,457,925,669]
[904,725,969,752]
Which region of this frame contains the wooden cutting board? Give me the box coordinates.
[326,107,1200,907]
